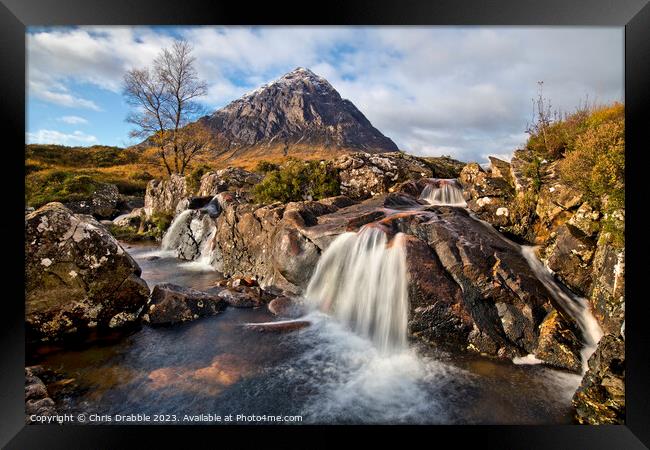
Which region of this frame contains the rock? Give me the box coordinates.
[386,204,579,363]
[25,203,150,343]
[568,203,601,237]
[112,207,145,229]
[145,283,227,325]
[542,224,596,296]
[144,174,188,219]
[63,182,121,219]
[198,67,398,155]
[25,367,57,422]
[535,161,583,228]
[510,149,537,193]
[573,333,625,424]
[589,232,625,335]
[533,310,583,373]
[460,163,514,199]
[198,168,263,200]
[332,151,434,199]
[243,320,311,332]
[488,156,514,186]
[217,287,264,308]
[268,296,305,318]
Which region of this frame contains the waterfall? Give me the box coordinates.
[161,210,193,250]
[419,179,467,207]
[521,246,603,373]
[161,207,218,268]
[305,226,409,353]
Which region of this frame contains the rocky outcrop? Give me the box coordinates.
[144,283,227,325]
[459,162,514,228]
[197,167,262,200]
[382,205,582,366]
[198,67,398,155]
[163,185,583,368]
[573,333,625,424]
[144,174,188,219]
[63,182,121,220]
[333,152,433,199]
[25,203,150,342]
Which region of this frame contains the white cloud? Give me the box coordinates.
[27,26,623,162]
[58,115,89,125]
[27,129,98,145]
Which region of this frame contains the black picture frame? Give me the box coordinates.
[2,0,649,447]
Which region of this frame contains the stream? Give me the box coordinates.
[28,241,586,425]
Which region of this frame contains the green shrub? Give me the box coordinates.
[186,164,212,195]
[150,212,174,234]
[558,103,624,245]
[254,160,280,173]
[252,158,340,204]
[26,171,101,207]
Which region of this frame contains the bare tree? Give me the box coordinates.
[526,81,554,155]
[123,40,210,175]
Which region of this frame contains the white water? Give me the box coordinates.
[521,246,603,373]
[419,179,467,207]
[161,210,194,250]
[305,226,409,353]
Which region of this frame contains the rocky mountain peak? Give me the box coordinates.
[199,67,398,157]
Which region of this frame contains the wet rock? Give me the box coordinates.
[387,204,577,362]
[217,287,264,308]
[145,283,227,325]
[332,152,433,199]
[243,320,310,332]
[144,174,188,219]
[573,333,625,424]
[533,310,583,373]
[25,203,150,343]
[25,367,57,422]
[542,224,596,296]
[63,182,121,219]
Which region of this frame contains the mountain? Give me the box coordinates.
[197,67,398,160]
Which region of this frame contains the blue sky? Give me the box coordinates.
[26,26,623,162]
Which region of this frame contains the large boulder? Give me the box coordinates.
[332,152,433,199]
[144,174,188,219]
[541,224,596,297]
[144,283,227,325]
[63,182,121,220]
[25,203,150,342]
[383,205,582,366]
[573,333,625,424]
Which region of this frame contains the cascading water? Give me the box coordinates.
[161,210,193,251]
[419,179,467,207]
[304,226,409,353]
[160,204,218,269]
[521,246,603,373]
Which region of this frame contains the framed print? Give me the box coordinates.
[2,0,649,447]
